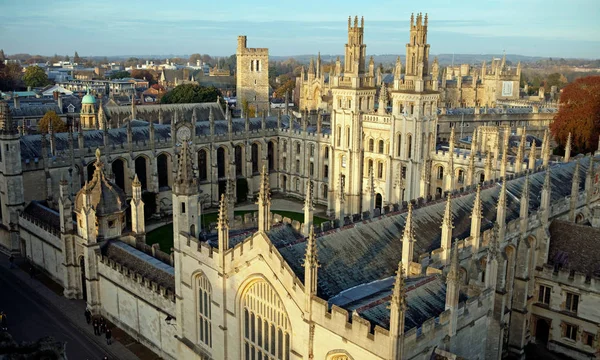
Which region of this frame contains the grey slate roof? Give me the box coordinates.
[346,274,467,331]
[22,201,61,232]
[548,220,600,276]
[8,102,62,118]
[104,102,225,124]
[18,114,299,160]
[273,155,596,301]
[102,240,175,291]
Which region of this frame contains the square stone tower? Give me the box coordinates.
[236,36,269,114]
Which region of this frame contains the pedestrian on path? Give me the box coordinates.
[8,255,15,269]
[93,318,99,336]
[84,308,91,324]
[99,318,106,334]
[105,328,112,345]
[0,311,7,331]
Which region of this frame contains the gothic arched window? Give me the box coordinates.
[242,280,291,360]
[378,140,384,154]
[369,139,374,152]
[196,273,212,348]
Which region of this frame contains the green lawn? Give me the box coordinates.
[146,210,328,252]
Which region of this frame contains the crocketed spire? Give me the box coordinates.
[174,140,197,195]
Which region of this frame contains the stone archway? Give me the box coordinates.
[134,156,148,190]
[375,193,383,210]
[535,317,550,344]
[111,159,125,191]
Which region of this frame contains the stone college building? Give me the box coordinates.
[1,13,600,360]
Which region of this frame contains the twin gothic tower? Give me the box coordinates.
[328,13,439,215]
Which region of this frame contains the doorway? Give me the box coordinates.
[535,318,550,344]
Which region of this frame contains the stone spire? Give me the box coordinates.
[389,261,406,360]
[528,139,537,170]
[485,223,500,289]
[540,167,552,219]
[401,204,415,274]
[257,165,271,232]
[446,127,456,191]
[569,160,580,222]
[484,150,493,181]
[542,129,550,167]
[130,174,145,235]
[445,242,460,336]
[470,184,483,253]
[564,132,572,162]
[394,56,402,81]
[217,194,229,266]
[336,174,346,224]
[441,194,454,264]
[308,57,315,76]
[378,83,388,113]
[497,180,507,240]
[302,226,319,313]
[173,140,197,195]
[302,180,314,236]
[0,100,17,134]
[500,130,509,179]
[515,130,526,172]
[98,100,107,130]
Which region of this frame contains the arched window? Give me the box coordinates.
[336,126,341,147]
[196,273,212,347]
[407,135,412,158]
[309,144,315,157]
[217,147,226,178]
[309,162,314,176]
[369,139,374,152]
[295,160,300,173]
[198,149,208,181]
[396,134,402,157]
[458,169,464,183]
[368,159,373,174]
[296,142,301,154]
[378,140,384,154]
[324,146,329,159]
[295,178,300,192]
[267,141,275,172]
[282,140,287,152]
[252,143,260,174]
[378,162,384,179]
[235,145,243,176]
[323,184,328,199]
[346,127,350,147]
[242,280,291,360]
[437,166,444,180]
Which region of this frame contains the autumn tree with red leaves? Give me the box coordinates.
[550,76,600,154]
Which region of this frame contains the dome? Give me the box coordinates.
[81,90,96,105]
[75,149,127,216]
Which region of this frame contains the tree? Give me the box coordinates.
[550,76,600,154]
[73,51,81,64]
[64,55,70,62]
[189,53,202,64]
[0,49,5,62]
[161,84,224,106]
[38,111,68,134]
[130,69,156,85]
[240,99,256,117]
[23,65,50,88]
[274,79,295,99]
[0,62,23,90]
[109,70,131,79]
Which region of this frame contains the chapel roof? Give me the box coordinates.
[548,220,600,277]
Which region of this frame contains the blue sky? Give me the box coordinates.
[1,0,599,58]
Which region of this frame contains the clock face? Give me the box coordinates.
[177,126,191,141]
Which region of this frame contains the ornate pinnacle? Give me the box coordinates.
[132,173,141,187]
[402,203,415,243]
[472,184,482,220]
[259,165,270,203]
[488,222,500,260]
[442,194,454,229]
[218,193,228,228]
[304,180,314,210]
[498,180,507,209]
[302,226,319,270]
[543,167,551,191]
[391,261,406,309]
[447,242,460,283]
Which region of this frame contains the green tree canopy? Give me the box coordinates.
[161,84,223,105]
[38,111,68,134]
[23,65,50,88]
[73,51,81,64]
[109,70,131,79]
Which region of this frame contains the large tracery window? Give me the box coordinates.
[242,280,291,360]
[196,273,212,348]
